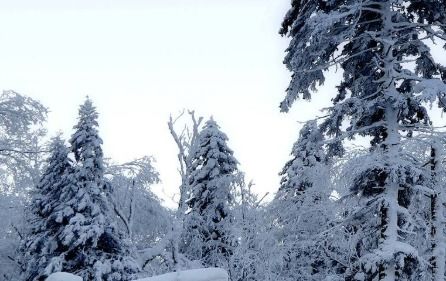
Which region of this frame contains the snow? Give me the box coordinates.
[45,268,228,281]
[46,272,82,281]
[136,268,228,281]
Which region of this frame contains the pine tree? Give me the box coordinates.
[50,98,137,281]
[271,121,337,281]
[277,120,326,203]
[280,1,446,280]
[21,137,73,281]
[181,118,239,269]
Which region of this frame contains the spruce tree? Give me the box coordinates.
[272,121,336,281]
[21,137,73,281]
[181,118,239,269]
[58,98,138,281]
[277,120,326,203]
[280,1,446,280]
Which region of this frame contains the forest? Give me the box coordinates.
[2,0,446,281]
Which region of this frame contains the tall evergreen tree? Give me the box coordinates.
[181,118,239,269]
[280,1,446,280]
[21,137,73,281]
[58,98,138,281]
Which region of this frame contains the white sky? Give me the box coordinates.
[9,0,445,207]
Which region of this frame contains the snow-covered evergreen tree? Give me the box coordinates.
[181,118,239,269]
[58,98,138,281]
[280,1,446,280]
[276,120,326,202]
[406,132,446,281]
[21,137,73,281]
[271,120,338,281]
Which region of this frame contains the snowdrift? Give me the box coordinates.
[46,272,82,281]
[137,268,228,281]
[46,268,228,281]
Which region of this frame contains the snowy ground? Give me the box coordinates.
[136,268,228,281]
[46,268,228,281]
[46,272,82,281]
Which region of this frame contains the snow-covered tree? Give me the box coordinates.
[276,120,327,203]
[106,156,166,249]
[426,135,446,281]
[270,120,339,281]
[403,132,446,281]
[23,98,138,281]
[0,90,47,163]
[106,156,174,277]
[0,90,47,197]
[168,109,204,210]
[165,110,204,272]
[20,137,73,281]
[230,181,278,281]
[59,98,139,280]
[181,118,239,269]
[280,1,446,280]
[0,90,47,280]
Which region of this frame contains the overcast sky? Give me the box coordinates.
[0,0,373,206]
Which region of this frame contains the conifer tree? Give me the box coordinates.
[181,118,239,269]
[276,120,326,202]
[21,137,73,281]
[271,121,337,281]
[280,1,446,280]
[58,98,138,281]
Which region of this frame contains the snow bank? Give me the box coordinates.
[46,268,228,281]
[46,272,82,281]
[137,268,228,281]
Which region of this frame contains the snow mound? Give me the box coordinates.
[45,268,228,281]
[46,272,82,281]
[137,268,228,281]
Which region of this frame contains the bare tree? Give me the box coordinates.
[167,109,203,210]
